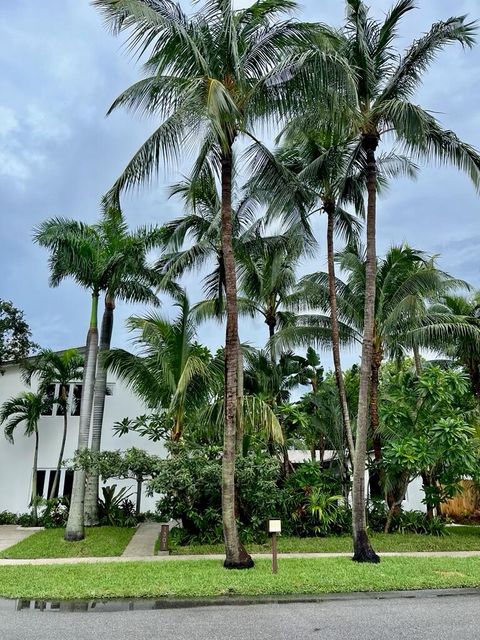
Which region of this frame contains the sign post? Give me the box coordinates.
[158,524,169,556]
[268,519,281,574]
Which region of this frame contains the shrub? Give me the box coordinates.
[391,510,446,536]
[149,447,287,544]
[98,485,138,527]
[41,497,70,529]
[0,511,17,525]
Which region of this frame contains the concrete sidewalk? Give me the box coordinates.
[0,526,40,553]
[122,522,161,558]
[1,549,480,566]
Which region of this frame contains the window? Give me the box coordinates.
[41,384,55,416]
[34,468,74,500]
[56,384,70,416]
[71,384,82,416]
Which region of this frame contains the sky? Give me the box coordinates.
[1,0,479,369]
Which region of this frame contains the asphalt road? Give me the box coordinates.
[1,593,479,640]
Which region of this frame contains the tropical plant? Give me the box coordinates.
[380,365,479,528]
[0,392,53,525]
[92,0,345,568]
[292,244,474,498]
[22,348,84,500]
[34,206,162,536]
[105,292,218,441]
[428,293,480,399]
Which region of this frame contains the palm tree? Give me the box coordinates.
[22,349,84,500]
[105,292,216,442]
[336,0,480,562]
[428,293,480,399]
[34,207,162,538]
[249,119,414,464]
[93,0,344,568]
[0,392,52,524]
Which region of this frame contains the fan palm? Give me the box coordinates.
[93,0,346,568]
[34,206,162,538]
[0,392,53,524]
[22,349,84,500]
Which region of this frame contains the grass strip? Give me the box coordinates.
[0,557,479,600]
[168,527,480,555]
[0,527,135,559]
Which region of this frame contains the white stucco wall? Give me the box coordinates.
[0,363,166,514]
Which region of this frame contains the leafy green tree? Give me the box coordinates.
[0,300,37,371]
[23,349,84,500]
[0,392,52,524]
[380,365,479,528]
[93,0,343,568]
[34,207,162,537]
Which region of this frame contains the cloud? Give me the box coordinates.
[0,0,479,368]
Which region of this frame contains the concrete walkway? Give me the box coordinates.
[1,549,480,566]
[121,521,162,558]
[0,526,39,553]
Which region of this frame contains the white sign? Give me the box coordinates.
[268,519,282,533]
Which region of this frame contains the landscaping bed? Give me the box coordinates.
[0,557,479,600]
[0,526,135,559]
[167,526,480,555]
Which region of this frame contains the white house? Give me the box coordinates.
[0,355,166,515]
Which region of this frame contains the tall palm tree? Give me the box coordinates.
[0,392,52,524]
[23,349,84,500]
[34,207,162,538]
[336,0,480,562]
[248,116,415,464]
[93,0,344,568]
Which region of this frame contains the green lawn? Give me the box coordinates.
[0,557,479,600]
[168,527,480,555]
[0,527,135,559]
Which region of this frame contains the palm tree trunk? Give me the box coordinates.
[31,429,39,525]
[235,337,244,455]
[65,292,99,541]
[220,141,253,569]
[413,344,422,376]
[326,201,355,465]
[369,341,383,499]
[84,296,115,525]
[352,135,380,563]
[49,385,68,500]
[136,475,142,515]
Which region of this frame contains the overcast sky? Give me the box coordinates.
[1,0,479,369]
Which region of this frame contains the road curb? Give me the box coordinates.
[3,588,479,613]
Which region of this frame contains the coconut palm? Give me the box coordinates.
[0,392,53,524]
[22,349,84,500]
[93,0,346,568]
[34,206,162,538]
[333,0,480,562]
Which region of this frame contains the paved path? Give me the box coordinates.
[0,526,39,553]
[1,593,480,640]
[1,549,480,566]
[122,522,161,558]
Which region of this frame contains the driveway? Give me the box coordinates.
[1,592,479,640]
[0,526,38,553]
